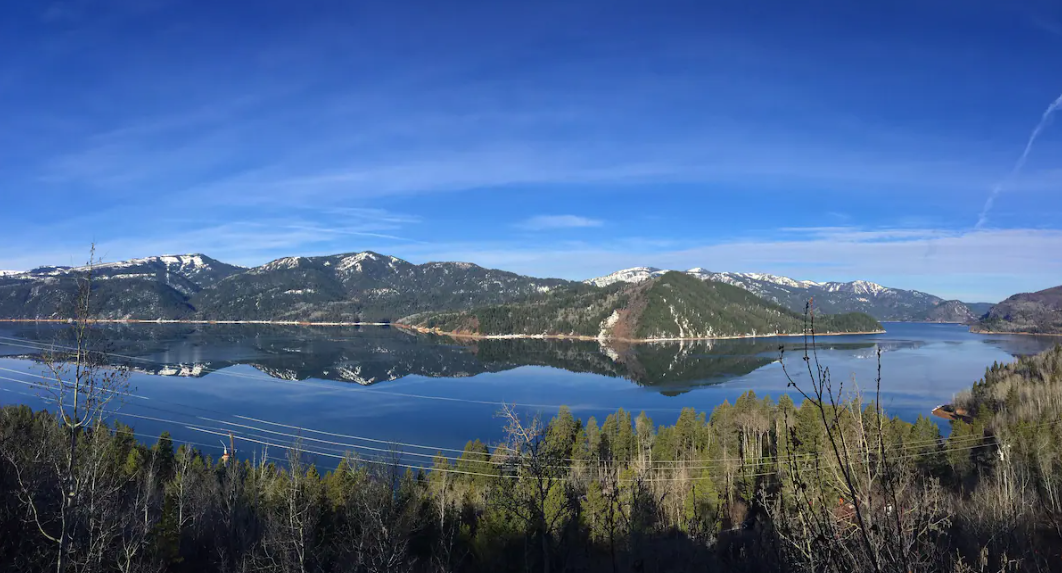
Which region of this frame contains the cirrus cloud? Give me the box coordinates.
[516,215,604,231]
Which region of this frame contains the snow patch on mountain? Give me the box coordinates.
[585,267,665,287]
[337,252,380,273]
[822,280,890,296]
[45,254,225,275]
[590,267,831,292]
[257,257,304,272]
[589,268,899,298]
[598,309,622,340]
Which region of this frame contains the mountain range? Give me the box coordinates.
[3,249,1056,334]
[0,252,570,323]
[587,267,993,323]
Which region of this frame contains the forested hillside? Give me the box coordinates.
[912,300,982,323]
[0,255,238,320]
[974,285,1062,334]
[412,272,883,340]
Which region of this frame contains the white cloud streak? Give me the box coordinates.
[516,215,604,230]
[976,91,1062,229]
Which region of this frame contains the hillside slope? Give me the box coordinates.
[912,300,982,324]
[411,272,883,340]
[974,285,1062,334]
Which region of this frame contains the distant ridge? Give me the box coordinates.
[0,254,244,320]
[974,285,1062,334]
[587,267,991,322]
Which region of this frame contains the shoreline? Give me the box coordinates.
[0,318,393,327]
[970,329,1062,337]
[401,324,887,343]
[0,318,886,343]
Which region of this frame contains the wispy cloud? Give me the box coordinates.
[390,227,1062,302]
[778,227,953,242]
[516,215,604,230]
[976,91,1062,229]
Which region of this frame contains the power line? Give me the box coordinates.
[0,371,1026,481]
[0,357,1018,468]
[0,367,992,471]
[0,338,974,467]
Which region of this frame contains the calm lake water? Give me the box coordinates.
[0,322,1057,464]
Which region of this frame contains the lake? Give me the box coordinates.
[0,322,1057,466]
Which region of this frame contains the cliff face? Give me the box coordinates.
[917,300,981,324]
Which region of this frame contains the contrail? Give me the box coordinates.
[976,91,1062,229]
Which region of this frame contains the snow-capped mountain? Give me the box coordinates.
[586,267,967,321]
[11,254,243,294]
[195,251,575,322]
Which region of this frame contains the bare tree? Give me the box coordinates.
[353,448,415,573]
[117,445,164,573]
[4,245,131,573]
[495,404,574,573]
[769,301,950,573]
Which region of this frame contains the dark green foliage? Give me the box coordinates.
[416,282,625,336]
[634,272,881,338]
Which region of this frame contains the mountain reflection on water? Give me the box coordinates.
[0,323,1054,396]
[0,323,812,393]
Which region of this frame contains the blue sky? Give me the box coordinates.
[2,0,1061,302]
